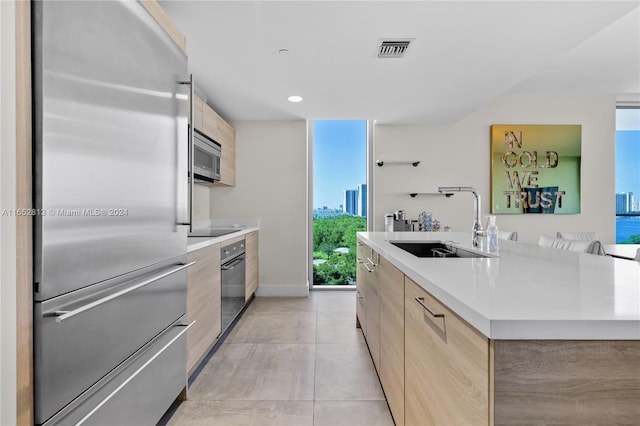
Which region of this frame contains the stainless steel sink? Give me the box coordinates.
[390,241,489,258]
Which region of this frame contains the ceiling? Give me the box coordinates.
[160,1,640,124]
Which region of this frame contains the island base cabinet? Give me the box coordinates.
[365,250,380,371]
[404,278,489,426]
[355,242,368,333]
[493,340,640,425]
[378,257,405,426]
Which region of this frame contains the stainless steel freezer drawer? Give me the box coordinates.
[34,257,188,424]
[42,318,191,426]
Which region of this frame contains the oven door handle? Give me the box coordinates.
[51,262,196,323]
[221,257,244,271]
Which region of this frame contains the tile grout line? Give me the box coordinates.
[312,296,318,425]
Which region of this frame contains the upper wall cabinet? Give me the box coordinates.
[192,94,204,131]
[191,95,236,187]
[140,0,187,54]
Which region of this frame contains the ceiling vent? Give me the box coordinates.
[377,39,413,58]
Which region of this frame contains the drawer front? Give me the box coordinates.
[366,264,380,370]
[355,242,369,333]
[379,257,405,426]
[34,258,187,424]
[187,244,221,376]
[404,278,489,426]
[245,231,259,300]
[45,321,190,426]
[356,283,367,334]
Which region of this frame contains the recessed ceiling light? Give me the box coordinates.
[278,48,289,55]
[288,95,303,103]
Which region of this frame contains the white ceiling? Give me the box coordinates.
[160,1,640,124]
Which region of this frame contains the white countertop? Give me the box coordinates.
[604,244,640,261]
[358,232,640,340]
[187,218,259,252]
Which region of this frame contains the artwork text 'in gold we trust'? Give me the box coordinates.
[490,124,581,214]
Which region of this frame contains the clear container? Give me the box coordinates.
[422,212,433,231]
[384,213,394,232]
[486,215,499,252]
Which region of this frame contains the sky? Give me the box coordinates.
[615,109,640,196]
[313,120,367,209]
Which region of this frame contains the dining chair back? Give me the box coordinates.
[498,231,518,241]
[556,231,599,242]
[539,235,606,256]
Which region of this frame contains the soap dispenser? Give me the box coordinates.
[486,215,499,252]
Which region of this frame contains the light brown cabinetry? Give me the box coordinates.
[194,101,236,187]
[378,257,405,426]
[245,231,259,301]
[140,0,186,53]
[192,94,204,131]
[215,117,236,187]
[202,102,219,141]
[365,251,380,370]
[358,241,640,426]
[355,242,367,332]
[186,244,221,376]
[356,242,381,370]
[493,340,640,425]
[404,277,489,426]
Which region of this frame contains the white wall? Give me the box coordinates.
[0,1,18,424]
[192,184,210,219]
[210,120,309,296]
[374,95,616,244]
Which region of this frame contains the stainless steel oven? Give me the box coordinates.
[221,239,246,332]
[193,128,221,183]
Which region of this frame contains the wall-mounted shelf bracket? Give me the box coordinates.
[376,160,420,167]
[409,192,454,198]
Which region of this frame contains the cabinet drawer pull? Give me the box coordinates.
[357,291,364,299]
[366,257,377,267]
[414,297,444,318]
[358,259,374,273]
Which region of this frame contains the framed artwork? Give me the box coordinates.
[490,124,581,214]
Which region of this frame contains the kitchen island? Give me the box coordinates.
[356,231,640,426]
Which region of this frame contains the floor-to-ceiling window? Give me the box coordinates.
[615,107,640,243]
[312,120,367,286]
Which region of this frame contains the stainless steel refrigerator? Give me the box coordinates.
[32,1,191,424]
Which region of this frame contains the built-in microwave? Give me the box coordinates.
[192,128,221,183]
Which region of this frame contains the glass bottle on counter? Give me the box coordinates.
[486,215,499,252]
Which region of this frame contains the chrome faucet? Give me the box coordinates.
[437,186,484,247]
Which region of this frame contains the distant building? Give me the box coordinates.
[343,189,358,215]
[617,192,634,213]
[357,183,367,217]
[313,207,344,219]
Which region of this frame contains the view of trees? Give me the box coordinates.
[313,215,366,285]
[621,234,640,244]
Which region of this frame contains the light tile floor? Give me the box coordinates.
[165,291,394,426]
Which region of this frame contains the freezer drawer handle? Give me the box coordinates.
[53,262,196,323]
[414,297,444,318]
[75,320,195,426]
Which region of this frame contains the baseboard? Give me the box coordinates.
[256,284,309,297]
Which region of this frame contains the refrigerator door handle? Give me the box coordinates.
[51,262,196,323]
[177,74,194,232]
